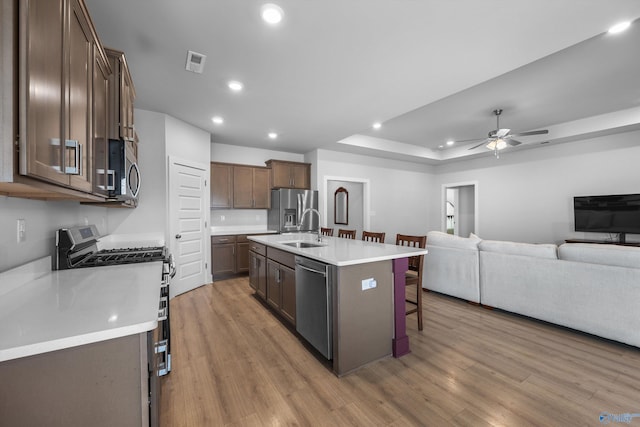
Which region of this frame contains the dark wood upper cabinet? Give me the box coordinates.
[210,162,233,208]
[104,47,136,143]
[233,165,270,209]
[265,159,310,189]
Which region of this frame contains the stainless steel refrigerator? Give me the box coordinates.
[268,189,319,233]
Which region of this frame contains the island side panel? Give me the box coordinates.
[392,257,410,357]
[333,260,393,376]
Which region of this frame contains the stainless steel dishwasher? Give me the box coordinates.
[295,256,333,359]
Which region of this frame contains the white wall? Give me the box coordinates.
[0,197,108,272]
[211,142,304,166]
[432,129,640,244]
[316,150,435,241]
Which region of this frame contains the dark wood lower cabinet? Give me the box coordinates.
[265,259,296,326]
[211,241,235,276]
[212,234,262,279]
[249,250,266,299]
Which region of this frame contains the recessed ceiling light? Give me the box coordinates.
[438,145,444,149]
[228,80,243,91]
[608,21,631,34]
[268,132,278,139]
[372,122,382,130]
[446,140,455,146]
[261,4,284,25]
[212,116,224,125]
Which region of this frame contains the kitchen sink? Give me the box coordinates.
[282,241,326,248]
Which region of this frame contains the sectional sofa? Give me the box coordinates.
[423,230,640,347]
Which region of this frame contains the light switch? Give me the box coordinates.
[361,278,377,291]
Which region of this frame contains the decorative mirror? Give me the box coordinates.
[334,187,348,225]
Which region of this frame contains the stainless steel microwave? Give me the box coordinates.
[108,139,140,201]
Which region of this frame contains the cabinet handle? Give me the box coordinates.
[106,169,116,191]
[64,140,81,175]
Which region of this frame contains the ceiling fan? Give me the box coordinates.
[466,109,549,156]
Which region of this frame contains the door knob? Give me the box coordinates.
[175,234,182,239]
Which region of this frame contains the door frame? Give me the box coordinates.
[167,156,211,294]
[441,180,479,236]
[322,176,370,231]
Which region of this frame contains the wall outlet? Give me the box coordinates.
[17,219,26,243]
[220,215,225,221]
[361,278,377,291]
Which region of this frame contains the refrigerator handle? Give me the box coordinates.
[297,193,302,226]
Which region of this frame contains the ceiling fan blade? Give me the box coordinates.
[468,139,489,150]
[454,137,485,143]
[507,139,522,147]
[511,129,549,137]
[495,128,510,138]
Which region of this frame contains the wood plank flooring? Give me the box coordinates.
[160,278,640,426]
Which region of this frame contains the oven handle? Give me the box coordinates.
[158,296,168,321]
[155,339,169,376]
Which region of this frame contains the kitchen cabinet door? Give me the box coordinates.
[92,44,110,196]
[22,0,66,185]
[249,251,267,299]
[279,264,296,325]
[212,242,235,276]
[266,259,295,325]
[105,48,136,142]
[236,241,250,273]
[290,163,309,189]
[252,167,270,208]
[20,0,94,192]
[210,162,233,208]
[66,0,94,192]
[269,162,292,189]
[266,260,281,311]
[233,166,270,208]
[233,165,253,208]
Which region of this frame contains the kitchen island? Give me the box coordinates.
[248,232,427,376]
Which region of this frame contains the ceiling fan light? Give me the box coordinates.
[486,139,507,150]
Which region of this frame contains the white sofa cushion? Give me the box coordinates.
[558,243,640,269]
[426,230,481,250]
[479,240,558,259]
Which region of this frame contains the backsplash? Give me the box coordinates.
[210,209,268,227]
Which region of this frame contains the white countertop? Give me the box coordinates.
[0,262,163,362]
[248,233,427,266]
[210,226,278,236]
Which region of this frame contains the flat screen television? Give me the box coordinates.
[574,193,640,243]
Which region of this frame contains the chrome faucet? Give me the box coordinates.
[300,208,322,241]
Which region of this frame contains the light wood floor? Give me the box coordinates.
[160,278,640,426]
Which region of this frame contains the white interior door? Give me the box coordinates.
[169,159,208,298]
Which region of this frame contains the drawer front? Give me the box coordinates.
[267,247,296,269]
[249,242,266,256]
[212,235,236,244]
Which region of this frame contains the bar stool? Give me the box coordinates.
[338,229,356,239]
[396,234,427,331]
[361,231,385,243]
[320,227,334,236]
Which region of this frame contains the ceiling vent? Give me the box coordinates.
[185,50,206,74]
